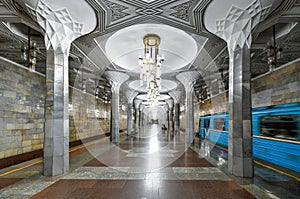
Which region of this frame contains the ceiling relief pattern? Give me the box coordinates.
[135,8,163,16]
[192,0,218,39]
[103,0,130,22]
[89,0,208,36]
[1,0,21,16]
[140,0,156,3]
[169,0,194,22]
[85,0,106,33]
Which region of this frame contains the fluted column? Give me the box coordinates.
[177,72,200,145]
[169,91,182,134]
[105,71,129,143]
[204,0,277,177]
[162,104,170,133]
[139,104,145,128]
[134,99,142,130]
[166,99,173,133]
[25,0,96,176]
[125,91,138,135]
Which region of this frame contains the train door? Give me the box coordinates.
[199,116,210,139]
[203,117,210,138]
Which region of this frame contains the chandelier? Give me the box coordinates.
[267,25,283,72]
[21,27,37,72]
[138,34,164,106]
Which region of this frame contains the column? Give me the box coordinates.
[26,1,96,176]
[169,91,182,134]
[139,104,145,127]
[177,72,200,145]
[163,104,170,133]
[203,0,276,177]
[166,99,173,133]
[228,45,252,177]
[125,91,138,135]
[134,99,142,130]
[105,71,129,143]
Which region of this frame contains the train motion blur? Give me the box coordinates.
[199,102,300,173]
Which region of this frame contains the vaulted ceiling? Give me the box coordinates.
[0,0,300,104]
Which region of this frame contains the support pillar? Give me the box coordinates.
[134,100,142,130]
[125,91,138,135]
[26,0,96,176]
[203,0,276,177]
[169,91,182,134]
[135,108,139,129]
[166,99,173,133]
[139,104,145,127]
[177,72,200,145]
[163,104,170,133]
[228,45,252,177]
[105,71,129,143]
[174,103,180,132]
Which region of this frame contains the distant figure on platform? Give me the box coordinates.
[162,124,167,130]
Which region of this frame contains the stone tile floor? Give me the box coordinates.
[0,126,299,198]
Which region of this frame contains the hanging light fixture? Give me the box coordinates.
[267,25,283,72]
[21,27,37,72]
[138,34,164,106]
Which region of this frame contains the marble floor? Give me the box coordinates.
[0,124,299,198]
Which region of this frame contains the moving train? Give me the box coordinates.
[198,102,300,173]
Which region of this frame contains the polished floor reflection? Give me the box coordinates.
[0,126,298,198]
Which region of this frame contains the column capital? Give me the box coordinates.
[176,71,200,93]
[125,91,138,104]
[139,104,145,111]
[168,91,182,104]
[204,0,277,53]
[134,99,143,109]
[166,98,173,110]
[104,71,129,93]
[163,103,169,111]
[25,0,96,54]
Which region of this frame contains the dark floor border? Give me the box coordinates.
[69,132,110,148]
[0,149,43,170]
[0,130,131,170]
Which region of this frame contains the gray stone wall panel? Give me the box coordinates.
[0,59,111,160]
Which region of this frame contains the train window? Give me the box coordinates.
[260,115,298,140]
[213,118,225,131]
[204,119,210,128]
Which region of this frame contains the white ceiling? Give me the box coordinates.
[104,23,198,73]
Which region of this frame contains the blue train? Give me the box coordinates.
[199,102,300,173]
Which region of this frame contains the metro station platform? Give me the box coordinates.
[0,126,299,199]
